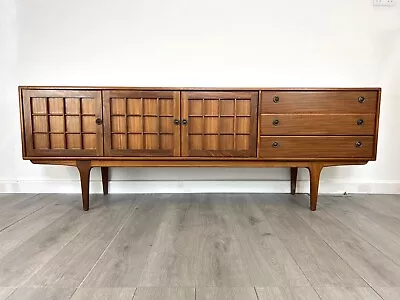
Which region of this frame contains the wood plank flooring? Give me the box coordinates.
[0,193,399,299]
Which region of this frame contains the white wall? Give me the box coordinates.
[0,0,399,194]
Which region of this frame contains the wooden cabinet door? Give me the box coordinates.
[181,91,258,157]
[103,90,180,156]
[21,89,103,157]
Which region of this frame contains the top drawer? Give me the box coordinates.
[261,91,378,114]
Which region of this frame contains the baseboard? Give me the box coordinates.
[1,180,399,194]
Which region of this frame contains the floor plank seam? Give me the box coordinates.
[253,286,259,300]
[252,199,318,291]
[312,287,325,300]
[349,195,400,218]
[4,288,17,300]
[269,223,317,290]
[289,204,376,290]
[321,205,400,269]
[281,199,369,289]
[131,287,137,300]
[67,287,78,300]
[0,201,50,233]
[0,193,38,208]
[19,206,106,287]
[77,200,138,289]
[318,205,400,297]
[136,198,189,288]
[369,287,387,300]
[326,195,400,239]
[348,197,400,238]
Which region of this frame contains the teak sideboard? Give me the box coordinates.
[18,86,381,211]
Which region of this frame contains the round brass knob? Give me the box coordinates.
[173,119,180,125]
[355,141,362,148]
[181,119,188,125]
[357,119,364,126]
[273,96,280,103]
[95,118,103,125]
[272,141,279,148]
[272,119,280,126]
[358,96,365,103]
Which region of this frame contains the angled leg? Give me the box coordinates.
[307,162,324,211]
[101,167,109,195]
[77,161,92,211]
[290,167,298,195]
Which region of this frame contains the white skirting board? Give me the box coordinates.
[1,180,400,194]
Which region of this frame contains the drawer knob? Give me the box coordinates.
[358,96,365,103]
[181,119,188,125]
[95,118,103,125]
[272,119,280,126]
[173,119,180,125]
[355,141,362,148]
[272,141,279,148]
[357,119,364,126]
[273,96,280,103]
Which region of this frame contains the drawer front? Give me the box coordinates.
[259,136,374,158]
[260,114,376,136]
[261,91,378,114]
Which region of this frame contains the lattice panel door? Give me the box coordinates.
[22,90,103,157]
[103,90,180,156]
[181,92,258,157]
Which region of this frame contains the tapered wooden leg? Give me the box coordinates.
[290,167,298,195]
[101,167,109,195]
[307,163,324,211]
[77,161,92,211]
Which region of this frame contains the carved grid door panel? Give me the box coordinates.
[103,90,180,156]
[22,90,103,157]
[181,91,258,157]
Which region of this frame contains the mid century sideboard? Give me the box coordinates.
[18,87,381,211]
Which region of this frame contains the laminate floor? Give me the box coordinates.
[0,193,399,299]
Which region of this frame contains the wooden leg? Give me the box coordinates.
[77,161,92,211]
[290,167,298,195]
[307,163,324,211]
[101,167,109,195]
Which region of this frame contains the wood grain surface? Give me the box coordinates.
[261,91,378,114]
[260,114,375,135]
[0,193,399,300]
[259,136,374,158]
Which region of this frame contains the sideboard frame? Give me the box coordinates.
[20,86,381,212]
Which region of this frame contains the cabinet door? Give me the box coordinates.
[103,90,180,156]
[181,91,258,157]
[22,89,103,157]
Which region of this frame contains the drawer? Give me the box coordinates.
[260,114,376,135]
[261,91,378,114]
[259,136,374,158]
